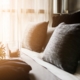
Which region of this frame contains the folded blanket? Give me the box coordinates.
[0,59,32,80]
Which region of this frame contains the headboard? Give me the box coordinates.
[52,10,80,27]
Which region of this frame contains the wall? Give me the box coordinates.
[53,0,80,13]
[69,0,80,13]
[53,0,63,13]
[53,0,69,13]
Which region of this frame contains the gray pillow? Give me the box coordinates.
[42,22,80,74]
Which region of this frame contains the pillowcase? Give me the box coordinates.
[52,10,80,27]
[22,21,48,52]
[0,59,32,80]
[42,22,80,74]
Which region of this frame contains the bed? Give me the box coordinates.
[21,48,61,80]
[19,10,80,80]
[20,48,80,80]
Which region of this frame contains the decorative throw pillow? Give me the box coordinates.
[0,59,32,80]
[22,22,48,52]
[42,22,80,74]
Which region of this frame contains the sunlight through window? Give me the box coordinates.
[0,0,52,44]
[1,0,10,9]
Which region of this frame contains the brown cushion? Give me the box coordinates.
[0,59,32,80]
[22,22,48,52]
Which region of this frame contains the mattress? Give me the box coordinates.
[21,48,80,80]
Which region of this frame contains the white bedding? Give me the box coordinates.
[21,48,80,80]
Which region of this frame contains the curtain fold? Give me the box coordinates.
[53,0,69,14]
[0,0,53,45]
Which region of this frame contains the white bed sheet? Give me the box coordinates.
[21,48,80,80]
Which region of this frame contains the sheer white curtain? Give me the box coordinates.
[0,0,53,45]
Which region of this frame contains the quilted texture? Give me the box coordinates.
[42,22,80,74]
[22,22,48,52]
